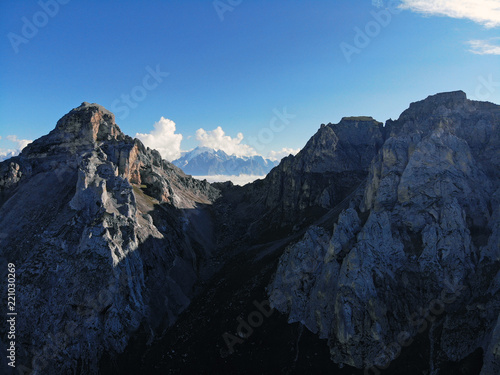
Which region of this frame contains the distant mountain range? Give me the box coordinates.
[172,146,279,176]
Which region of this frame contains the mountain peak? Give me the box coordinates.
[22,102,127,158]
[54,102,124,142]
[405,90,468,114]
[1,92,500,374]
[340,116,380,123]
[426,89,467,101]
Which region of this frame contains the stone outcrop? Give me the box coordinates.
[214,116,384,247]
[268,91,500,373]
[264,116,383,211]
[0,103,219,374]
[1,92,499,374]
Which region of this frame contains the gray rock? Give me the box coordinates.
[268,91,500,372]
[0,103,219,373]
[1,91,499,374]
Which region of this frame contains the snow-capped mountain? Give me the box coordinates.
[172,146,279,176]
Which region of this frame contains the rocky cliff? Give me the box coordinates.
[1,92,499,374]
[0,103,219,373]
[120,91,499,375]
[268,91,500,374]
[213,116,384,247]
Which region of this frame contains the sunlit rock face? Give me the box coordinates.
[0,103,219,374]
[268,91,500,373]
[1,92,499,374]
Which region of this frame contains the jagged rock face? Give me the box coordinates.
[217,117,384,245]
[1,92,499,374]
[24,102,125,158]
[268,91,500,373]
[263,117,383,214]
[0,103,219,373]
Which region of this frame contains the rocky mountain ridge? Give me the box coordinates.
[0,92,499,374]
[0,102,219,374]
[267,91,500,374]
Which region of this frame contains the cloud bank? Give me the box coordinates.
[195,126,258,158]
[135,117,183,161]
[135,118,300,164]
[399,0,500,28]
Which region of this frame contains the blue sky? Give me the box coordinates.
[1,0,499,162]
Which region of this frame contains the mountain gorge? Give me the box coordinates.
[0,91,499,374]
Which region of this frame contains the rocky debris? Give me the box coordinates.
[268,91,500,373]
[0,103,219,373]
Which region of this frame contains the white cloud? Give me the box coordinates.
[399,0,500,28]
[6,135,32,151]
[267,147,301,161]
[192,174,266,186]
[135,120,298,166]
[467,38,500,54]
[0,135,33,161]
[135,117,183,161]
[195,126,258,157]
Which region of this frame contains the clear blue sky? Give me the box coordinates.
[1,0,499,161]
